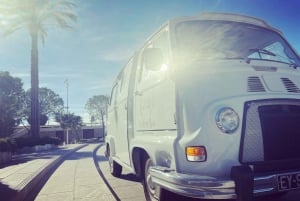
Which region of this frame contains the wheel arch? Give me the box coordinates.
[132,147,149,178]
[105,136,116,157]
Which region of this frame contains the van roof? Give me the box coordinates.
[171,12,281,34]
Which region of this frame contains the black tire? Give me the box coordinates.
[107,146,122,177]
[142,156,161,201]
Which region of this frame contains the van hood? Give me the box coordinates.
[174,59,300,101]
[174,60,300,128]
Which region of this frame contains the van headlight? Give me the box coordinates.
[215,107,239,134]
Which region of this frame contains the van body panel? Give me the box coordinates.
[130,131,177,168]
[135,78,176,131]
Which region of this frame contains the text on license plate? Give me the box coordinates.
[277,172,300,191]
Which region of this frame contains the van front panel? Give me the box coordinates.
[173,59,300,177]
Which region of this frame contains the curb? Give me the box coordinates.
[12,144,88,201]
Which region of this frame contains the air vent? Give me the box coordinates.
[281,78,300,93]
[248,76,266,92]
[252,66,277,72]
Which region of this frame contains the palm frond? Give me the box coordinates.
[55,0,77,9]
[53,15,72,29]
[1,20,25,37]
[57,11,77,22]
[42,10,77,24]
[38,24,47,46]
[0,0,77,42]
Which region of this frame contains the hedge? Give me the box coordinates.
[0,138,17,152]
[0,136,62,152]
[14,136,62,149]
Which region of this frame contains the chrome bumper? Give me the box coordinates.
[149,166,284,199]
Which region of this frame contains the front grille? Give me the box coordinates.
[240,99,300,164]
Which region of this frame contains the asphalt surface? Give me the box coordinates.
[34,143,115,201]
[96,145,145,201]
[95,146,300,201]
[0,144,86,201]
[1,143,300,201]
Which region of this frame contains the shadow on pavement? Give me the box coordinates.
[0,152,57,169]
[0,145,87,169]
[95,155,107,162]
[0,182,18,201]
[120,173,141,182]
[65,151,93,160]
[161,190,292,201]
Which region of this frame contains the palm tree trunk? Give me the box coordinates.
[30,33,40,138]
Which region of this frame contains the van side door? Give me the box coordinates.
[135,27,176,135]
[114,58,134,165]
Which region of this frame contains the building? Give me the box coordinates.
[12,125,104,144]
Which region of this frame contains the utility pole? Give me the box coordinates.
[64,79,69,144]
[64,79,69,114]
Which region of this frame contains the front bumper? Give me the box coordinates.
[149,166,298,199]
[150,166,236,199]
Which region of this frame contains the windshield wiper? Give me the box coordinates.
[245,57,300,69]
[249,48,277,57]
[289,62,300,69]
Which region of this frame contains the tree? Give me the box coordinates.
[55,113,83,142]
[85,95,110,133]
[55,113,82,130]
[0,0,77,138]
[0,71,25,137]
[23,87,64,125]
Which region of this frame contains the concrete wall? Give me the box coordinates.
[40,126,104,143]
[13,125,104,143]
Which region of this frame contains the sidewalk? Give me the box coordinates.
[34,144,115,201]
[0,144,87,201]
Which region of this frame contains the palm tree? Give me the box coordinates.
[0,0,77,138]
[55,113,83,144]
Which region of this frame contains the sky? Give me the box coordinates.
[0,0,299,124]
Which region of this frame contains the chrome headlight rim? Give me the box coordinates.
[215,107,240,134]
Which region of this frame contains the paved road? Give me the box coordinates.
[31,143,300,201]
[95,145,300,201]
[96,145,145,201]
[34,143,115,201]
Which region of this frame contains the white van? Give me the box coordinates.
[105,12,300,200]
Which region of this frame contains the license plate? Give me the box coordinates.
[277,172,300,191]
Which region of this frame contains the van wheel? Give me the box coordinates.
[107,146,122,177]
[142,156,160,201]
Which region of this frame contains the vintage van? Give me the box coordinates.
[105,12,300,200]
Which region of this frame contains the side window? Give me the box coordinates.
[264,42,292,63]
[152,29,170,64]
[139,28,170,83]
[120,58,133,97]
[139,43,153,83]
[248,41,295,64]
[110,83,119,106]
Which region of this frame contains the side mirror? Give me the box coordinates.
[142,48,164,71]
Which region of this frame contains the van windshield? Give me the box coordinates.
[175,20,300,66]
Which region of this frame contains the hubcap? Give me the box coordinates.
[146,171,156,196]
[146,161,158,200]
[108,150,113,172]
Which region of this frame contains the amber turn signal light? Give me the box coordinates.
[186,146,206,162]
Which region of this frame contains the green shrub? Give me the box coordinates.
[0,138,16,152]
[15,137,37,148]
[39,136,61,146]
[15,136,62,148]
